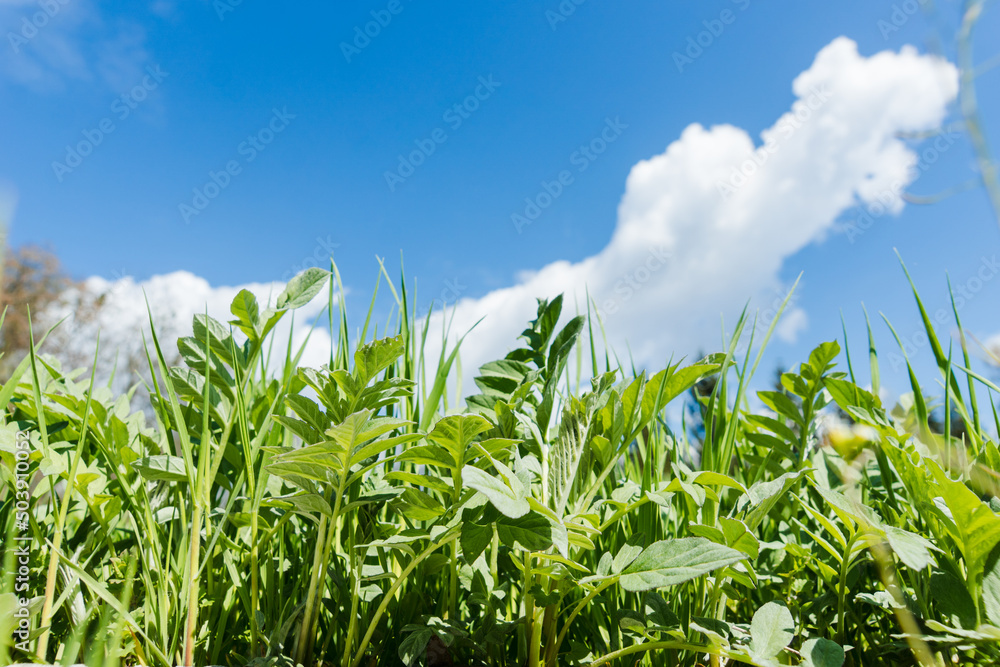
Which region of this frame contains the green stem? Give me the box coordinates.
[295,515,328,666]
[552,579,618,660]
[350,530,459,667]
[837,533,858,644]
[342,549,361,667]
[250,510,260,659]
[588,641,755,667]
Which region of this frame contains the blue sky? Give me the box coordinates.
[2,0,999,401]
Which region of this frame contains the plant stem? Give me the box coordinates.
[350,530,458,667]
[295,515,328,666]
[588,641,756,667]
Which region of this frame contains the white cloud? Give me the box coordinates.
[423,38,959,388]
[1,0,150,92]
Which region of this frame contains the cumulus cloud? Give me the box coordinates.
[422,37,959,387]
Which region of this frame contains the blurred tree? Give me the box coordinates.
[0,244,75,380]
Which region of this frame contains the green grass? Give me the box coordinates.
[1,261,1000,667]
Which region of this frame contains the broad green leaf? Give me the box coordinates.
[801,638,845,667]
[884,525,937,571]
[930,571,977,629]
[284,492,332,517]
[749,602,794,660]
[132,455,187,483]
[395,488,446,521]
[643,592,679,628]
[460,521,493,564]
[758,391,802,426]
[927,459,1000,586]
[693,471,747,494]
[398,627,434,667]
[496,513,552,552]
[463,465,529,519]
[275,267,331,311]
[619,538,744,592]
[984,545,1000,626]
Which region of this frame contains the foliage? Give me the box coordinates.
[1,263,999,667]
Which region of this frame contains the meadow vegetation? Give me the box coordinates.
[1,262,999,667]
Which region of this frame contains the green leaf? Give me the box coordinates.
[462,465,529,519]
[642,362,720,420]
[229,289,261,341]
[758,391,802,425]
[927,459,1000,586]
[496,513,552,552]
[394,488,446,521]
[619,538,744,592]
[460,521,493,564]
[984,544,1000,626]
[884,525,937,571]
[738,470,809,530]
[749,602,794,660]
[284,492,333,517]
[930,571,978,629]
[354,334,405,386]
[276,267,331,311]
[643,592,679,628]
[132,455,188,483]
[801,638,845,667]
[427,414,493,468]
[549,405,591,517]
[720,517,760,559]
[398,627,434,667]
